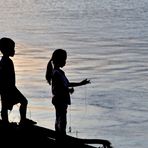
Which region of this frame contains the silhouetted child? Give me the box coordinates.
[45,49,90,141]
[0,37,36,125]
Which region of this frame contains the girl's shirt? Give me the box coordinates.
[51,68,71,106]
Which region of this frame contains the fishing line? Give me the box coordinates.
[68,104,72,133]
[68,85,88,137]
[84,85,88,113]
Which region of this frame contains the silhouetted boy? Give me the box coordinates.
[0,37,36,125]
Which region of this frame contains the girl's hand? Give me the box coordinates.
[80,79,91,85]
[69,87,74,94]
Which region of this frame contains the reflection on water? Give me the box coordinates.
[0,0,148,148]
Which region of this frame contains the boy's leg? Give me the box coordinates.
[13,87,28,121]
[19,95,28,122]
[1,100,9,124]
[15,88,37,125]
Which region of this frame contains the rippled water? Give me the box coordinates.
[0,0,148,148]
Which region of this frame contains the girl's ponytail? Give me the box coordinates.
[46,49,67,85]
[45,59,53,85]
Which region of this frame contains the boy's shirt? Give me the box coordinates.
[0,56,15,90]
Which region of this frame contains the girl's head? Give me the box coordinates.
[0,37,15,57]
[46,49,67,85]
[51,49,67,68]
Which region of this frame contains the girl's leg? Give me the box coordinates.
[55,105,67,135]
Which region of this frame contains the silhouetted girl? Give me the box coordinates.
[45,49,90,139]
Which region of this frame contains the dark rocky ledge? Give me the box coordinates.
[0,120,113,148]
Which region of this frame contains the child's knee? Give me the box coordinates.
[21,98,28,106]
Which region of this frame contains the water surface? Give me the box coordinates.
[0,0,148,148]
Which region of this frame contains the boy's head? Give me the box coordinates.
[0,37,15,57]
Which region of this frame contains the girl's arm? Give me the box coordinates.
[69,79,90,87]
